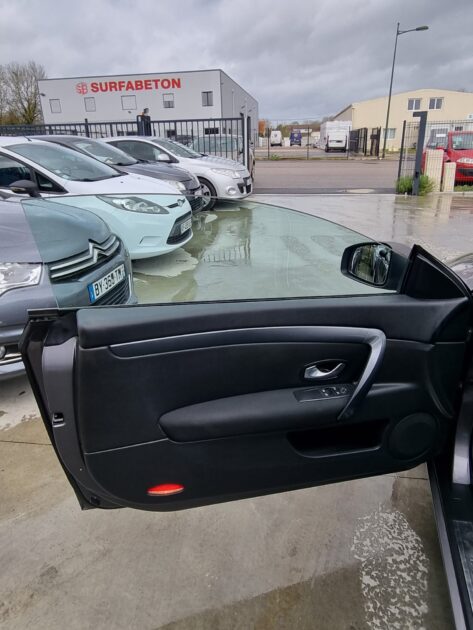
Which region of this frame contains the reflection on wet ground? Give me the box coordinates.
[133,194,473,305]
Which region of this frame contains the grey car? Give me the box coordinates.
[0,197,135,379]
[33,135,205,213]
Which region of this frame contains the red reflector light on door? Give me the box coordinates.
[147,483,184,496]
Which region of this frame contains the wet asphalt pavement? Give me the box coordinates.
[1,193,472,629]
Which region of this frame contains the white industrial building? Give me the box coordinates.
[38,69,258,138]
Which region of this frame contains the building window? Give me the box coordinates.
[383,128,396,139]
[429,97,443,110]
[407,98,421,110]
[163,93,174,109]
[49,99,61,114]
[202,91,213,107]
[84,97,96,112]
[121,95,137,110]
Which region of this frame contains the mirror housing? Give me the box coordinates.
[341,242,410,291]
[157,153,171,163]
[9,180,41,197]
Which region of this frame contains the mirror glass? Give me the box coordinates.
[349,243,392,286]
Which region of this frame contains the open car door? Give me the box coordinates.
[17,195,473,627]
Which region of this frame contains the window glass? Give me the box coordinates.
[49,99,61,114]
[407,98,421,110]
[202,91,213,107]
[429,98,443,110]
[9,142,122,182]
[0,155,31,187]
[382,128,396,139]
[69,139,137,166]
[84,97,96,112]
[20,196,394,312]
[35,172,63,192]
[163,93,174,109]
[151,138,202,158]
[113,140,162,161]
[451,133,473,150]
[121,95,137,110]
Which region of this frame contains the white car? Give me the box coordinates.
[0,137,193,259]
[104,136,252,211]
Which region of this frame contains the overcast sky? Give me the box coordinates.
[1,0,472,120]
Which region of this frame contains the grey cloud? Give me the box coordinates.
[0,0,472,119]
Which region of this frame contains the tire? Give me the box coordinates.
[325,145,329,153]
[198,177,217,211]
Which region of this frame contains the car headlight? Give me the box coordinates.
[97,195,169,214]
[210,168,241,179]
[162,179,187,192]
[457,157,473,164]
[0,263,42,296]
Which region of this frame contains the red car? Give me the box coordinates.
[423,130,473,183]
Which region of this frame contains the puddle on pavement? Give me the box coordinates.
[132,195,473,306]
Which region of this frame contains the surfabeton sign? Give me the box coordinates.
[75,78,182,95]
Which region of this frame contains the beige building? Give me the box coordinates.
[333,89,473,151]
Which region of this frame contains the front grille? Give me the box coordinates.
[0,344,21,365]
[95,277,130,305]
[49,235,120,281]
[190,196,204,212]
[167,211,192,245]
[238,182,252,194]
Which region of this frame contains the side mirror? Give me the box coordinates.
[9,180,41,198]
[157,153,171,163]
[341,242,409,290]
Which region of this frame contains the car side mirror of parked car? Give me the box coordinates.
[341,242,409,291]
[157,154,171,163]
[10,180,41,198]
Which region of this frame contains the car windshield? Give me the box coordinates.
[67,139,138,166]
[451,134,473,150]
[8,142,122,181]
[152,138,202,158]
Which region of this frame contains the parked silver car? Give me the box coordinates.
[0,197,135,379]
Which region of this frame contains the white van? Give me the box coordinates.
[270,130,283,147]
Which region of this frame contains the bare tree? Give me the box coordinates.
[1,61,46,124]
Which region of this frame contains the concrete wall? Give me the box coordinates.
[220,71,259,141]
[38,70,225,123]
[333,89,473,151]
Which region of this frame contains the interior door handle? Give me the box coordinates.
[304,362,345,380]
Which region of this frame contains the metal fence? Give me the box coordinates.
[349,127,380,157]
[0,115,251,167]
[398,118,473,180]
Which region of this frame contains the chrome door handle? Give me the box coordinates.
[304,362,345,380]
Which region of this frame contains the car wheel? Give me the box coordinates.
[325,145,329,153]
[198,178,217,211]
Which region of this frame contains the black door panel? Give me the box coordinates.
[23,288,468,511]
[76,294,470,346]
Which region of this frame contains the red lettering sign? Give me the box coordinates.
[76,78,182,94]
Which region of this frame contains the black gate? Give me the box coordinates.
[0,116,249,167]
[349,128,368,154]
[369,128,381,157]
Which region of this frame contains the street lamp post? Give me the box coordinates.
[382,22,428,159]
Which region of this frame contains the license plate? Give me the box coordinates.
[88,264,125,304]
[180,218,192,234]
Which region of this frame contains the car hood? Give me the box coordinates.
[117,163,192,182]
[0,199,110,264]
[63,173,180,194]
[448,253,473,290]
[189,154,247,171]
